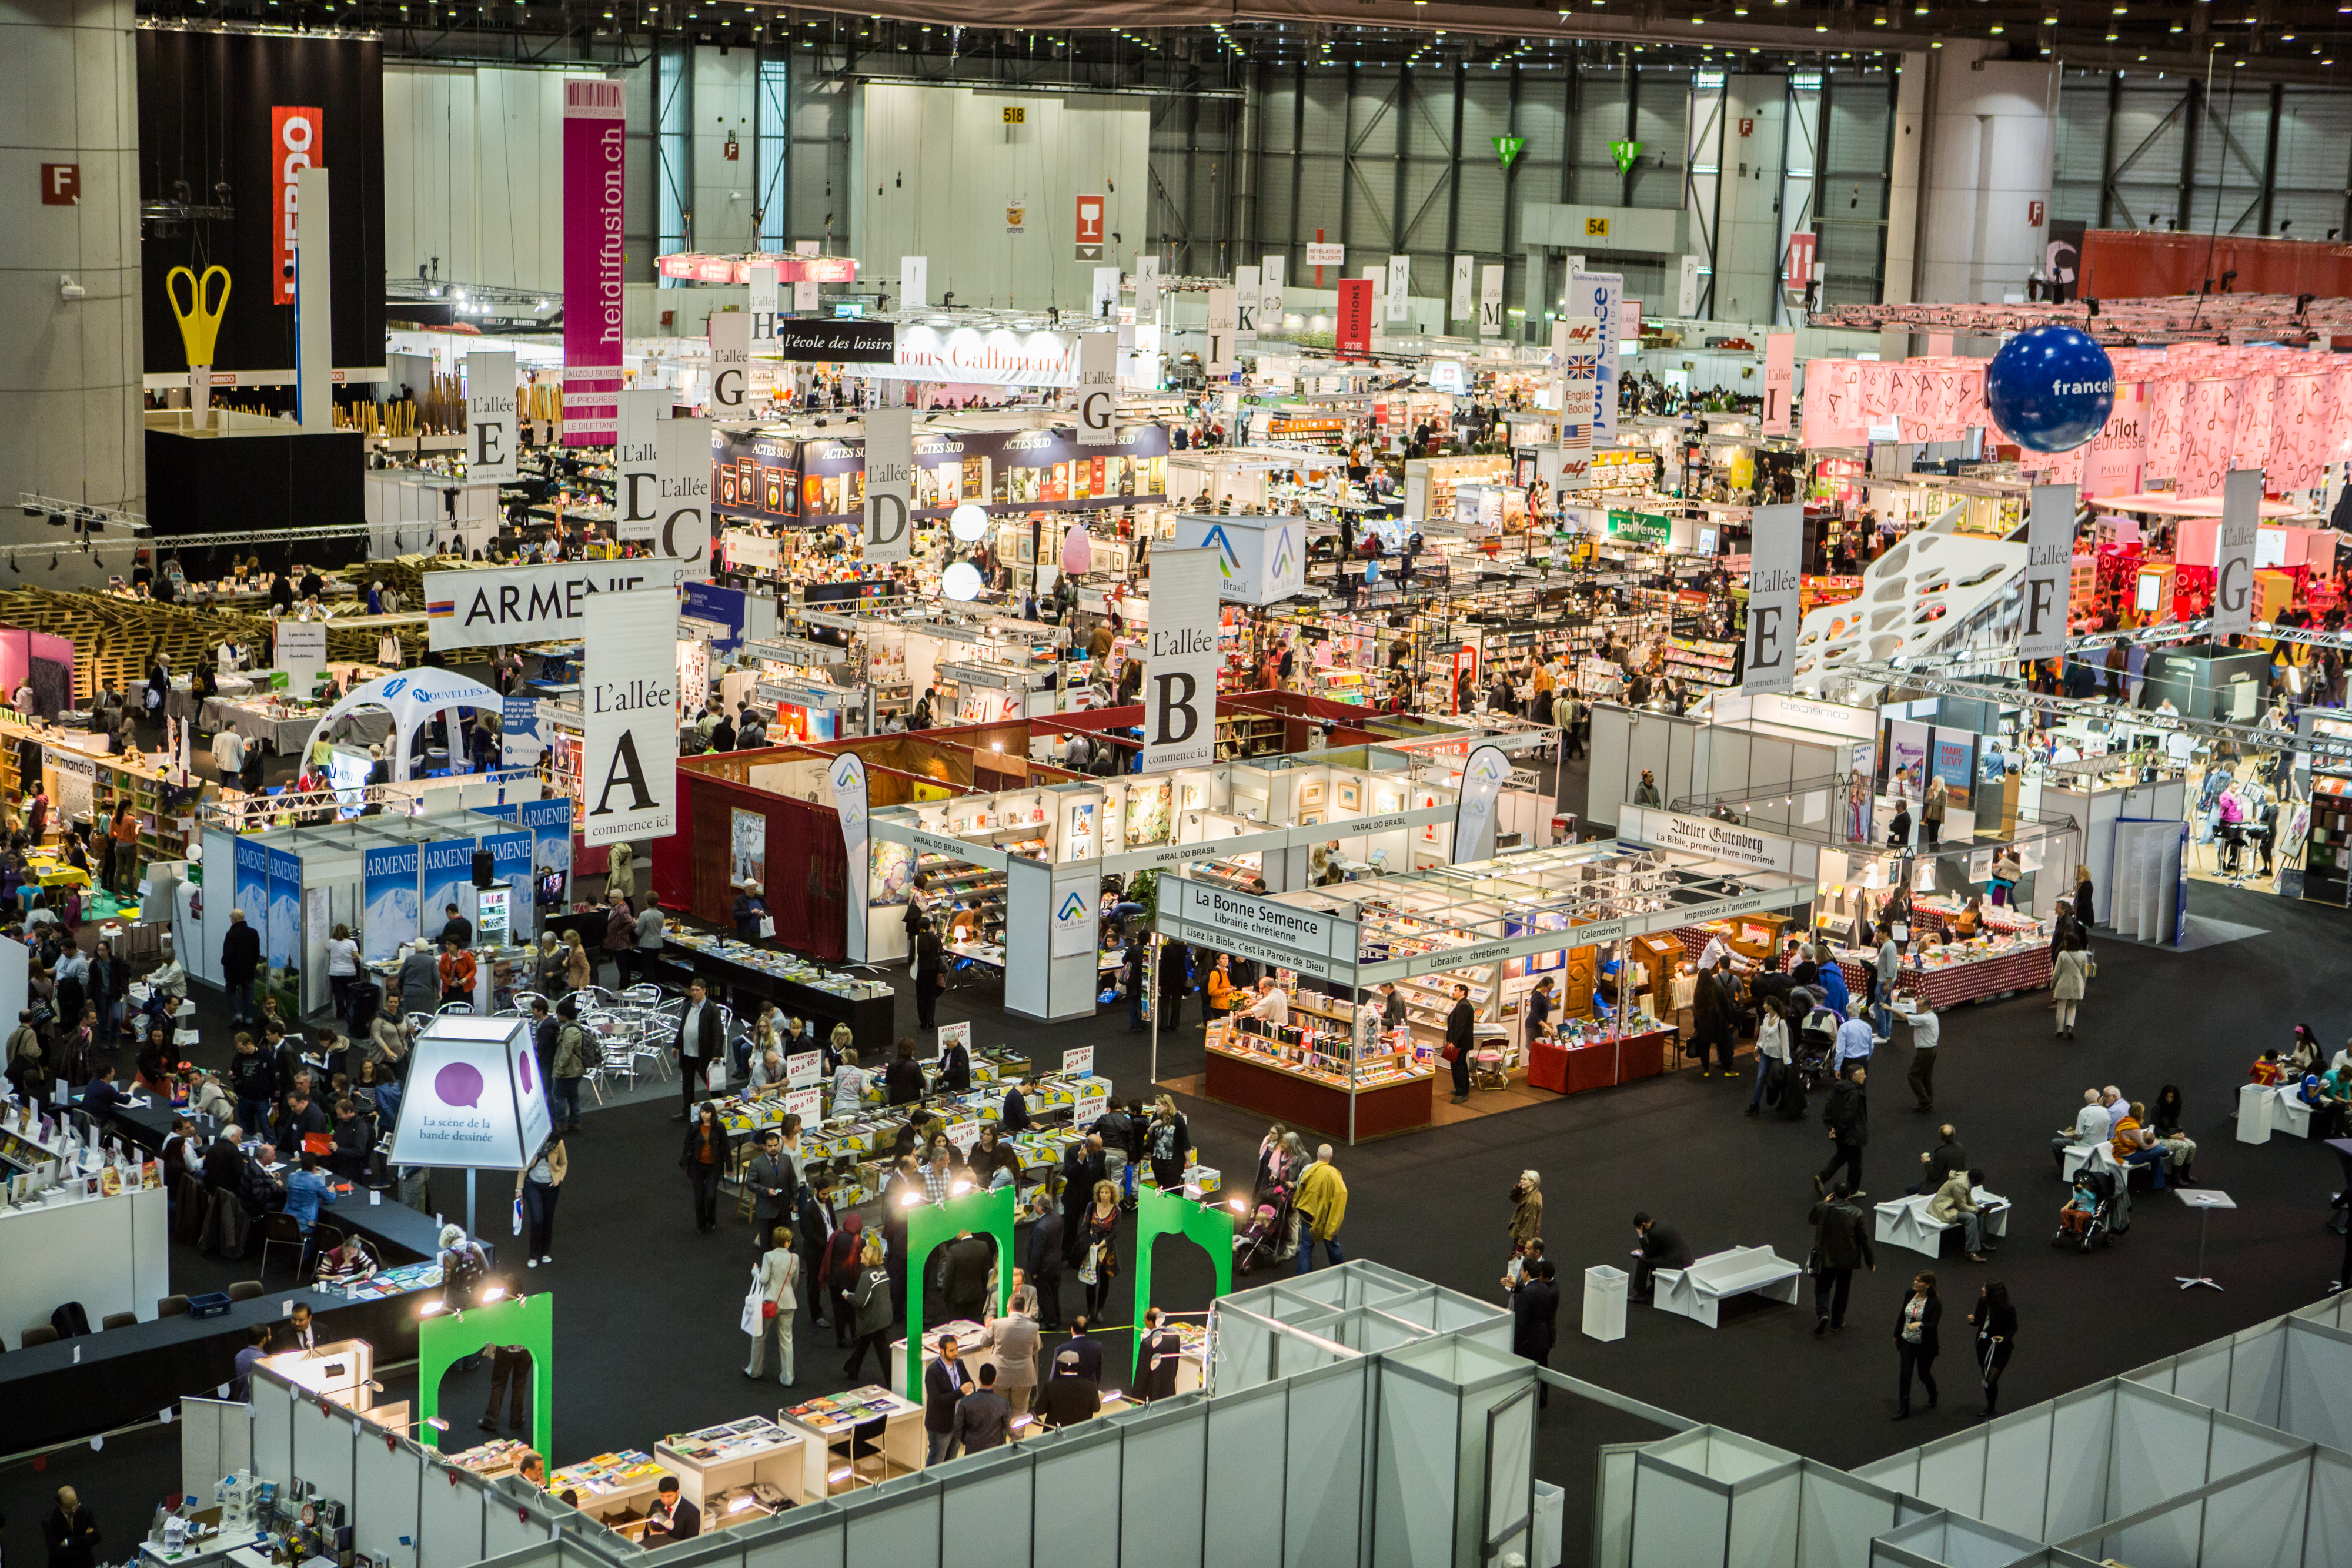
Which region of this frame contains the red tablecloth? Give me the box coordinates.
[1528,1039,1570,1093]
[1834,947,2053,1009]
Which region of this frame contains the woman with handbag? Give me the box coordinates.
[514,1131,566,1266]
[1077,1179,1122,1321]
[2052,935,2091,1041]
[743,1225,799,1384]
[842,1232,895,1379]
[1968,1281,2017,1420]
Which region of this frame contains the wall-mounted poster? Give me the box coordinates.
[870,840,913,907]
[361,845,420,964]
[731,808,766,890]
[1883,720,1930,805]
[1929,732,1977,814]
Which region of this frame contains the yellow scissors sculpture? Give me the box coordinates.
[166,265,230,426]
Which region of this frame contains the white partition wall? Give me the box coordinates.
[179,1397,252,1504]
[353,1433,425,1568]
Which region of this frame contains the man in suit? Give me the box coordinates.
[1061,1316,1104,1383]
[1058,1138,1102,1266]
[1630,1212,1688,1305]
[746,1129,794,1253]
[1512,1259,1562,1406]
[939,1231,995,1323]
[43,1486,102,1568]
[913,924,946,1032]
[1135,1306,1183,1400]
[1024,1191,1065,1329]
[674,978,723,1121]
[797,1174,837,1330]
[1157,938,1190,1034]
[647,1478,699,1542]
[220,909,262,1026]
[204,1125,250,1192]
[949,1364,1013,1454]
[1038,1347,1102,1427]
[923,1334,975,1465]
[1445,984,1476,1104]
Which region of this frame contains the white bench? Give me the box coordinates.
[2237,1082,2316,1144]
[1874,1188,2012,1258]
[1649,1245,1803,1328]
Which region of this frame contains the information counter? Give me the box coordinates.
[1205,1023,1435,1141]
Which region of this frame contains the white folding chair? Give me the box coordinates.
[436,1001,475,1016]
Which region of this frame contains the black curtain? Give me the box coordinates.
[138,30,385,377]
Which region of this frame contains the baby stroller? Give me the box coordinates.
[2054,1166,2126,1253]
[1235,1201,1290,1274]
[1794,1005,1840,1091]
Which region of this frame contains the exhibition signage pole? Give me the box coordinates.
[2017,483,2079,660]
[562,78,627,446]
[2211,469,2263,638]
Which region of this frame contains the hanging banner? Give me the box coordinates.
[426,558,693,651]
[1742,502,1805,694]
[613,388,668,543]
[582,586,680,845]
[747,264,780,401]
[265,845,301,972]
[899,255,928,311]
[1762,332,1796,437]
[1143,547,1220,771]
[655,419,713,564]
[499,693,547,770]
[776,319,898,363]
[862,405,914,564]
[1075,193,1106,260]
[419,838,476,941]
[518,798,574,906]
[1450,255,1474,327]
[233,841,269,960]
[709,312,751,416]
[791,239,820,310]
[2018,482,2079,659]
[1387,253,1412,323]
[360,845,419,964]
[828,752,870,964]
[1572,270,1625,441]
[1478,264,1505,337]
[562,77,625,445]
[1677,255,1702,317]
[1076,332,1119,447]
[1205,289,1239,377]
[486,829,535,942]
[1135,255,1160,326]
[1234,265,1260,342]
[1260,256,1286,326]
[1554,316,1599,457]
[465,349,518,485]
[1336,278,1375,360]
[270,105,322,306]
[1090,266,1121,320]
[1452,744,1512,864]
[2211,467,2263,637]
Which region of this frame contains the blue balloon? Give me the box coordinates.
[1983,325,2116,453]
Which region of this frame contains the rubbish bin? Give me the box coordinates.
[1582,1263,1629,1342]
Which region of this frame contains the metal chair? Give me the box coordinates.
[619,983,664,1007]
[576,985,618,1011]
[403,1012,437,1034]
[256,1213,308,1281]
[436,1001,475,1016]
[512,990,550,1015]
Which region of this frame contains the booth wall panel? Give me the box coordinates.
[1664,719,1699,814]
[1211,1310,1275,1393]
[744,1516,843,1568]
[1915,1435,1988,1519]
[1284,1363,1368,1568]
[1728,1470,1800,1568]
[1030,1433,1121,1552]
[2169,1341,2234,1413]
[1709,729,1752,802]
[1204,1383,1287,1563]
[2106,1502,2205,1568]
[1627,1460,1729,1568]
[482,1501,553,1559]
[1588,707,1633,830]
[666,769,848,960]
[2281,1330,2352,1450]
[1371,1373,1459,1568]
[2230,1326,2289,1429]
[2306,1453,2352,1567]
[293,1405,358,1516]
[2110,1390,2209,1520]
[1481,1389,1537,1568]
[2195,1460,2306,1568]
[1797,1467,1894,1568]
[937,1459,1030,1550]
[1595,1447,1638,1568]
[1980,1410,2055,1542]
[0,1183,146,1343]
[840,1486,939,1562]
[419,1468,485,1568]
[2208,1413,2303,1479]
[179,1398,252,1507]
[252,1380,295,1495]
[2045,1390,2115,1543]
[1117,1407,1208,1568]
[353,1436,423,1568]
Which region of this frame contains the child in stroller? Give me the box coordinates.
[1236,1193,1294,1273]
[2056,1169,2117,1252]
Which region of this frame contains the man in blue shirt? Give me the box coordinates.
[283,1151,339,1232]
[232,1324,272,1400]
[1815,951,1850,1019]
[1833,1002,1876,1080]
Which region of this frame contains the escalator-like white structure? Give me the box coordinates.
[1790,502,2029,695]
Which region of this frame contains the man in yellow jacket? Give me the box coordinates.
[1292,1145,1349,1274]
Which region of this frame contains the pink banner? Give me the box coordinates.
[563,78,627,446]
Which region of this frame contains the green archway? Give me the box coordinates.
[1131,1183,1236,1361]
[902,1183,1019,1403]
[417,1292,554,1462]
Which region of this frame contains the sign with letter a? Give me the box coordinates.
[1741,503,1804,694]
[582,586,679,845]
[465,349,518,484]
[1144,547,1220,771]
[862,406,914,564]
[1076,332,1118,447]
[2017,483,2079,658]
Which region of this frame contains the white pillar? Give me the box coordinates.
[1916,41,2057,308]
[296,166,334,429]
[1880,52,1932,309]
[1714,76,1788,329]
[0,0,143,524]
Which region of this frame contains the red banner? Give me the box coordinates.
[271,106,322,305]
[1336,278,1374,359]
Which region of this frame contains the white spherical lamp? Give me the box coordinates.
[941,561,984,601]
[949,503,989,542]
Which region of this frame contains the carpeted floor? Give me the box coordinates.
[15,755,2352,1564]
